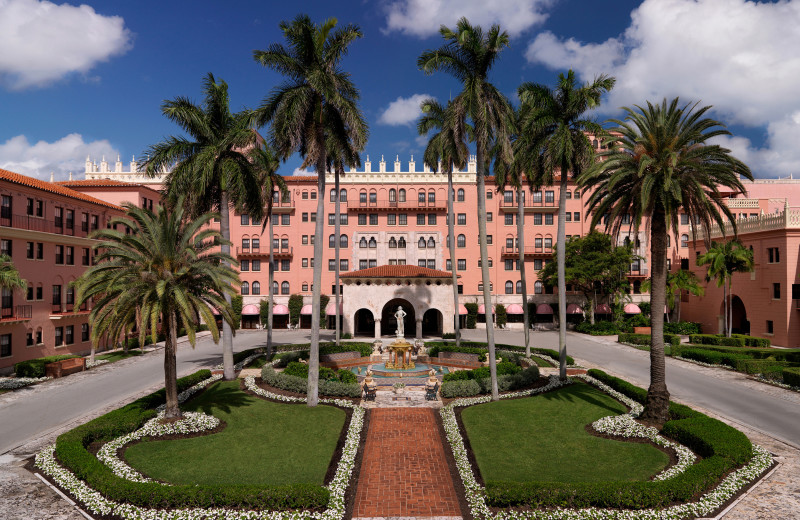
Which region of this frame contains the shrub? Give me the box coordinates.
[426,341,575,366]
[495,304,508,329]
[231,295,243,330]
[318,367,338,381]
[618,333,681,347]
[678,348,752,368]
[783,367,800,387]
[272,351,306,367]
[465,303,479,329]
[441,379,482,398]
[575,321,620,335]
[319,379,362,398]
[428,344,488,362]
[624,314,651,329]
[288,294,303,326]
[664,321,702,335]
[319,341,373,358]
[442,332,456,340]
[15,355,81,378]
[261,366,361,397]
[689,334,770,348]
[262,367,309,394]
[341,332,352,339]
[732,334,771,348]
[442,362,521,382]
[337,369,358,384]
[733,359,799,375]
[283,361,310,378]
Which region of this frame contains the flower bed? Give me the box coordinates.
[441,372,773,519]
[0,376,50,389]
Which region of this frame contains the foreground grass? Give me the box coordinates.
[125,381,346,486]
[96,349,143,364]
[461,382,669,483]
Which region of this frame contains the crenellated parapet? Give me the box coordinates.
[84,155,168,185]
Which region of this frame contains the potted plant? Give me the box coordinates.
[392,382,405,394]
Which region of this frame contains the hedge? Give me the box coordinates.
[442,362,521,382]
[677,348,753,368]
[426,341,575,365]
[689,334,770,348]
[440,366,540,398]
[54,370,329,510]
[782,367,800,387]
[485,369,754,509]
[261,366,361,398]
[465,303,479,329]
[663,321,702,335]
[618,333,681,347]
[15,354,82,378]
[270,341,374,358]
[575,321,620,335]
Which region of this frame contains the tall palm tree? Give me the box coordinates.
[643,269,705,323]
[419,17,514,401]
[697,240,753,336]
[250,144,287,357]
[255,14,367,406]
[418,99,469,347]
[517,70,615,380]
[141,72,263,382]
[582,98,752,423]
[74,202,237,418]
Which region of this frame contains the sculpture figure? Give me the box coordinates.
[394,305,407,337]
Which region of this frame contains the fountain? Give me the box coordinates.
[385,305,415,370]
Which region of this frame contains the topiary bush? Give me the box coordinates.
[15,354,82,378]
[495,304,507,328]
[441,379,481,398]
[782,367,800,387]
[465,303,478,329]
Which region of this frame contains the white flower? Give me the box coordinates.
[0,376,50,389]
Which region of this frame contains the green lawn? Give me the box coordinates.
[96,349,143,363]
[124,380,346,486]
[461,382,670,483]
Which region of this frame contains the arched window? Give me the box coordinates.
[389,189,396,202]
[359,190,367,203]
[369,190,377,203]
[418,191,426,203]
[368,237,377,248]
[329,234,336,248]
[339,189,347,202]
[252,282,261,295]
[359,237,368,248]
[418,237,426,248]
[281,282,289,295]
[399,189,406,202]
[389,237,397,248]
[398,237,406,248]
[330,189,337,202]
[457,234,466,248]
[241,282,250,295]
[681,234,689,248]
[592,139,598,148]
[516,281,523,294]
[428,190,435,203]
[427,237,435,248]
[534,281,543,294]
[457,188,465,202]
[505,281,513,294]
[340,234,348,248]
[273,281,279,295]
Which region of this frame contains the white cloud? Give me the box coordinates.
[524,0,800,177]
[292,167,313,176]
[0,0,132,89]
[378,94,432,126]
[383,0,553,37]
[0,133,118,180]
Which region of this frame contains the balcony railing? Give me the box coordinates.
[628,267,649,277]
[0,305,32,321]
[269,199,295,213]
[0,212,90,237]
[499,199,558,212]
[236,246,293,258]
[501,246,553,257]
[346,199,447,211]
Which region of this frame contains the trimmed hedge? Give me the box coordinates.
[271,341,373,358]
[261,366,361,398]
[782,367,800,387]
[54,370,330,510]
[485,369,754,509]
[618,333,681,348]
[426,341,575,365]
[678,348,753,368]
[575,321,620,335]
[689,334,770,348]
[441,366,540,398]
[15,354,81,378]
[443,362,521,382]
[663,321,702,335]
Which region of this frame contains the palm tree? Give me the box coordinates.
[418,99,469,347]
[697,240,753,336]
[419,17,514,401]
[0,254,26,293]
[141,72,263,382]
[582,98,752,423]
[255,14,367,406]
[643,269,705,323]
[517,70,615,380]
[249,144,287,357]
[74,202,237,418]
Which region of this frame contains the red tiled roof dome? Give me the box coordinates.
[340,265,455,279]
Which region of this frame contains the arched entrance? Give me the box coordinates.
[354,308,374,337]
[381,298,415,337]
[718,295,748,334]
[422,308,443,336]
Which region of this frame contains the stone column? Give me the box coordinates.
[374,318,381,339]
[416,318,423,339]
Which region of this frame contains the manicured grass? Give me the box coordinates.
[124,381,346,486]
[461,382,670,483]
[96,349,143,363]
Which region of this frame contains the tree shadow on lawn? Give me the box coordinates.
[189,382,255,415]
[536,381,627,415]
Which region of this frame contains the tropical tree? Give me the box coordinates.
[249,144,287,357]
[74,202,237,418]
[141,72,263,382]
[697,240,753,336]
[582,98,752,423]
[517,70,615,380]
[643,269,705,323]
[419,17,514,400]
[255,14,367,406]
[0,254,26,293]
[418,98,469,348]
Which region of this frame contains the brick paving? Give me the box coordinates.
[352,408,462,518]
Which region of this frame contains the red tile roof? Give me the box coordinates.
[0,168,123,210]
[340,265,456,279]
[58,179,161,195]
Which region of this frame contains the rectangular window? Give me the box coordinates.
[329,259,337,271]
[302,235,308,245]
[302,212,308,222]
[369,259,377,268]
[358,214,367,225]
[545,214,553,225]
[417,213,426,225]
[242,238,250,251]
[428,214,436,225]
[81,323,90,342]
[0,334,10,358]
[281,260,290,271]
[399,214,407,226]
[82,247,90,266]
[55,327,63,346]
[773,283,781,299]
[252,260,261,272]
[340,213,348,225]
[457,284,463,294]
[505,214,514,225]
[573,212,580,222]
[340,259,348,271]
[359,260,367,270]
[55,245,64,264]
[26,198,34,216]
[535,237,543,249]
[65,246,74,265]
[534,259,543,270]
[681,214,689,225]
[65,325,74,345]
[768,247,780,263]
[418,259,426,267]
[65,210,74,230]
[565,212,572,222]
[36,286,42,300]
[487,212,493,222]
[387,214,396,225]
[328,214,336,225]
[427,259,435,269]
[504,190,514,203]
[446,259,452,270]
[91,215,98,231]
[544,237,553,250]
[240,260,250,271]
[457,259,466,270]
[27,331,34,346]
[0,239,11,257]
[54,207,63,228]
[487,235,492,245]
[302,191,308,200]
[486,191,492,200]
[534,213,542,225]
[310,191,316,199]
[281,214,290,225]
[545,191,554,203]
[505,259,514,271]
[26,241,34,259]
[369,214,378,225]
[457,213,466,225]
[302,258,308,268]
[310,212,316,222]
[767,320,774,334]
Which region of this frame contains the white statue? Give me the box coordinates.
[395,305,407,337]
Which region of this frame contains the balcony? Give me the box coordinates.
[501,246,553,257]
[269,199,295,214]
[628,267,649,278]
[236,246,293,259]
[0,212,89,237]
[499,199,559,213]
[0,305,32,324]
[346,198,447,212]
[50,301,89,318]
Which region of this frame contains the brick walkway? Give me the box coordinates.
[352,408,462,518]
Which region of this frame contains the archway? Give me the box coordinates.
[422,308,443,336]
[354,308,374,337]
[381,298,415,337]
[719,295,748,335]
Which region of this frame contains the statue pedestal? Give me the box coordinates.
[385,338,415,370]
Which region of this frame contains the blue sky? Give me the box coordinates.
[1,0,798,181]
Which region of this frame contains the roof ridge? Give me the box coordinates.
[0,168,123,211]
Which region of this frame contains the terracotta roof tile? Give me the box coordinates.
[0,168,123,211]
[58,179,161,195]
[340,265,455,279]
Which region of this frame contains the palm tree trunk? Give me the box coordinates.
[308,151,326,407]
[163,310,181,419]
[556,167,569,379]
[517,186,530,357]
[334,167,341,346]
[641,208,670,424]
[267,212,275,357]
[728,279,733,337]
[446,169,461,348]
[722,282,728,336]
[219,190,235,381]
[476,146,498,400]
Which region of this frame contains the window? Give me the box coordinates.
[457,213,466,225]
[242,238,251,251]
[281,282,289,295]
[427,259,435,269]
[389,189,396,202]
[768,247,780,263]
[310,191,316,199]
[398,237,406,248]
[340,189,347,202]
[340,235,348,248]
[534,213,542,225]
[505,281,513,294]
[487,212,492,222]
[340,259,349,271]
[54,207,63,228]
[681,234,689,248]
[534,281,543,294]
[457,259,466,270]
[82,323,89,342]
[505,214,514,225]
[535,237,543,249]
[25,241,33,260]
[27,287,33,300]
[399,189,406,202]
[487,235,493,245]
[65,325,73,345]
[369,214,377,225]
[399,214,407,225]
[55,245,64,264]
[273,281,280,295]
[65,246,74,265]
[0,239,10,257]
[388,214,396,225]
[281,214,290,225]
[428,190,435,203]
[418,259,427,267]
[272,237,279,250]
[82,248,90,266]
[66,210,74,230]
[328,214,336,225]
[504,190,514,203]
[457,188,465,201]
[55,326,63,346]
[545,214,553,225]
[486,191,493,200]
[302,191,308,200]
[302,212,309,222]
[302,258,308,268]
[1,333,11,358]
[36,286,42,300]
[773,283,781,299]
[359,237,367,248]
[241,282,250,295]
[427,237,435,248]
[369,191,377,203]
[505,259,514,270]
[241,214,250,225]
[545,191,554,204]
[329,259,337,271]
[516,281,523,294]
[310,212,316,222]
[681,213,689,225]
[359,259,368,270]
[417,238,426,249]
[544,237,553,250]
[90,215,98,231]
[281,260,290,271]
[302,283,309,291]
[566,191,572,200]
[428,214,436,225]
[418,191,426,203]
[368,259,377,268]
[330,189,337,202]
[565,212,572,222]
[573,212,580,222]
[251,282,261,296]
[667,259,672,271]
[457,234,466,248]
[505,237,514,249]
[417,213,425,226]
[26,198,34,216]
[252,259,262,271]
[389,237,397,248]
[240,260,250,272]
[445,259,452,270]
[329,234,336,248]
[252,238,260,250]
[767,320,774,334]
[368,237,377,248]
[358,214,367,225]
